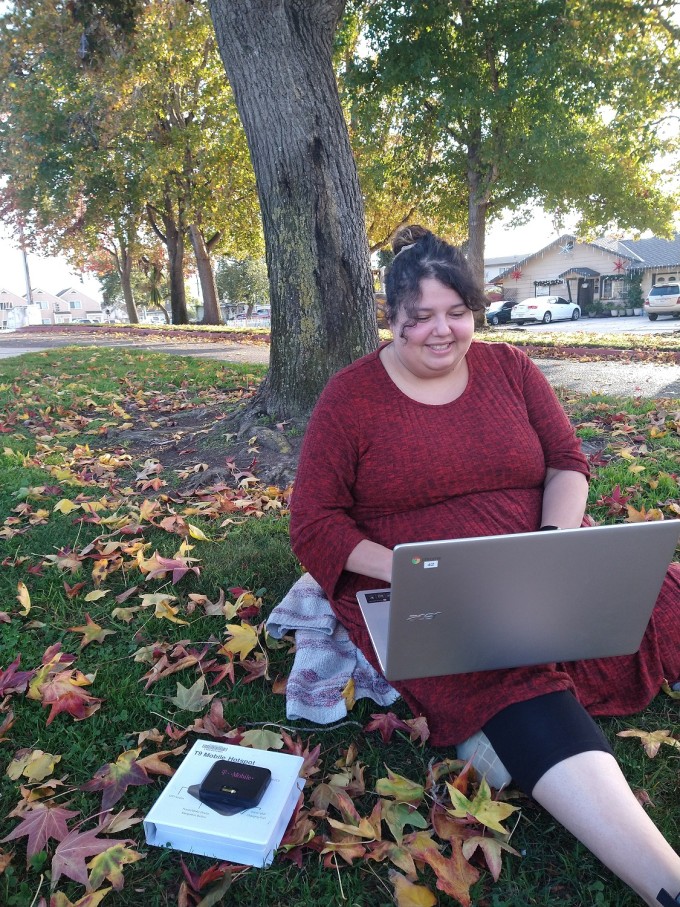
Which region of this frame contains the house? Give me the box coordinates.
[56,287,104,322]
[0,288,27,329]
[20,287,103,325]
[491,233,680,314]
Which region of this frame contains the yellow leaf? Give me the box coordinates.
[389,870,437,907]
[7,749,61,782]
[154,599,189,625]
[220,622,259,660]
[628,464,645,474]
[53,499,80,515]
[446,778,518,833]
[342,677,356,710]
[16,582,31,617]
[239,728,284,750]
[84,590,110,602]
[617,728,680,758]
[188,523,210,541]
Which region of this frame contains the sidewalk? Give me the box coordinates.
[0,334,679,397]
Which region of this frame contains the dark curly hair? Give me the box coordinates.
[385,225,487,337]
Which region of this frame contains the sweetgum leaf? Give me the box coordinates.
[50,825,132,889]
[1,804,79,863]
[81,749,152,811]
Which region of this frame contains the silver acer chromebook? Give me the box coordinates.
[356,521,680,682]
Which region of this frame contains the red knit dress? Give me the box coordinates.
[289,341,680,746]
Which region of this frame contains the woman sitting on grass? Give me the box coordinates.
[290,225,680,906]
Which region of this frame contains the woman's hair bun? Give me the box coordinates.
[391,224,431,256]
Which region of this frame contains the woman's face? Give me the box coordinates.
[390,277,474,380]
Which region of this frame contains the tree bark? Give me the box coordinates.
[147,198,189,325]
[209,0,378,418]
[466,135,490,329]
[189,224,223,325]
[119,250,139,324]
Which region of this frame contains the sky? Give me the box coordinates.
[1,226,103,302]
[0,210,573,303]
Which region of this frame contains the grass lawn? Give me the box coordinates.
[0,346,678,907]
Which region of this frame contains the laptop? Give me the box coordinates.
[356,521,680,682]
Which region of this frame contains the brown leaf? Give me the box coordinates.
[136,744,187,777]
[67,614,116,648]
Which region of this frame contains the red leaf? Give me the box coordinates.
[41,670,103,725]
[1,804,79,863]
[80,750,152,811]
[364,712,412,744]
[50,825,131,888]
[0,656,35,696]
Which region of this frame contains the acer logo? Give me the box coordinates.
[407,611,442,621]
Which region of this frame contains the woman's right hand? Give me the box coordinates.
[344,540,394,583]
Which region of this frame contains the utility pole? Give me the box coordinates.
[19,224,33,305]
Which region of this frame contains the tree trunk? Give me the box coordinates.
[161,199,189,325]
[209,0,378,418]
[118,243,139,324]
[466,140,489,330]
[189,224,222,325]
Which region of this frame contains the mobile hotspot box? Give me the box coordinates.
[143,740,305,867]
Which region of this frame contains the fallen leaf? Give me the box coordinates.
[87,843,144,891]
[462,834,520,882]
[388,869,437,907]
[50,825,132,889]
[617,728,680,757]
[376,769,425,804]
[68,614,116,648]
[16,582,31,617]
[220,622,259,661]
[50,887,112,906]
[1,804,79,863]
[40,670,103,725]
[7,749,61,782]
[169,677,216,713]
[341,678,356,710]
[80,749,152,811]
[364,712,412,744]
[446,778,519,834]
[239,728,284,750]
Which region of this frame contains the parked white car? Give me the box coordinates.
[511,295,580,325]
[644,282,680,320]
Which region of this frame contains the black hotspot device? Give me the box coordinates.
[198,759,272,811]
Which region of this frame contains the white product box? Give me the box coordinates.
[143,740,305,867]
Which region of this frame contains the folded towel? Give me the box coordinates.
[266,573,399,723]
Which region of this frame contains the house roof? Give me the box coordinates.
[617,234,680,269]
[558,267,600,278]
[491,231,679,283]
[492,234,638,282]
[0,288,27,306]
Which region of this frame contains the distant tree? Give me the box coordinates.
[209,0,378,418]
[350,0,680,284]
[0,0,260,327]
[215,257,269,316]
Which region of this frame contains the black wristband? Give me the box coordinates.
[539,525,559,531]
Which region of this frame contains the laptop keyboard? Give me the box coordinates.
[364,591,391,603]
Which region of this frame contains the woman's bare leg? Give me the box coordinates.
[532,751,680,906]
